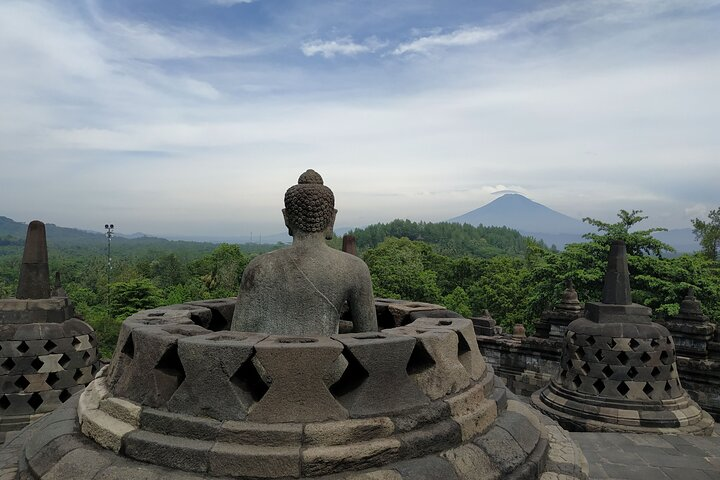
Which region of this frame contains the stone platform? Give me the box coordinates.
[0,299,589,479]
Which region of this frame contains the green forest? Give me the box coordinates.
[1,210,718,358]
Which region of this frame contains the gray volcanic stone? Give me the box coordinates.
[331,332,429,417]
[472,424,527,475]
[231,170,377,336]
[186,298,236,332]
[393,455,459,480]
[411,317,486,380]
[602,240,632,305]
[248,335,348,423]
[110,324,207,407]
[140,408,221,441]
[383,326,470,400]
[16,221,51,300]
[397,418,462,458]
[167,331,267,420]
[122,429,212,473]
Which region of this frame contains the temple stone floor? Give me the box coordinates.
[570,425,720,480]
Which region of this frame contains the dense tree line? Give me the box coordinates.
[0,211,718,358]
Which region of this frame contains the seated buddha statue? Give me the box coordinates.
[231,169,378,336]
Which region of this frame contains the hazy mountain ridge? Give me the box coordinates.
[449,195,699,253]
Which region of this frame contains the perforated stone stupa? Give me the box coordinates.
[0,221,99,441]
[531,240,715,434]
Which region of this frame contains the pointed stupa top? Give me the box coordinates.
[679,287,703,316]
[558,278,582,312]
[601,240,632,305]
[16,221,51,299]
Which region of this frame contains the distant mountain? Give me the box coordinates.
[449,195,699,253]
[449,194,590,236]
[652,228,698,254]
[0,216,219,258]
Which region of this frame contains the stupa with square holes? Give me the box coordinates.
[531,240,715,434]
[0,221,100,441]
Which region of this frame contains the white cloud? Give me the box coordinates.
[685,204,708,218]
[394,26,502,55]
[301,37,382,58]
[208,0,255,6]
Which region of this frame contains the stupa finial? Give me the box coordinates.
[16,220,51,299]
[601,240,632,305]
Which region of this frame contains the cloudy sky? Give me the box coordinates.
[1,0,718,238]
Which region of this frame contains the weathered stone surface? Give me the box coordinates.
[441,443,502,480]
[411,317,486,380]
[304,417,394,446]
[80,407,135,453]
[16,221,51,300]
[383,326,470,400]
[208,443,301,478]
[110,324,207,407]
[168,331,267,420]
[122,429,212,473]
[218,421,302,446]
[42,447,114,480]
[301,438,402,476]
[99,397,141,427]
[391,400,451,433]
[186,298,236,332]
[140,408,220,441]
[397,418,462,458]
[332,332,429,416]
[248,335,348,423]
[392,455,459,480]
[472,424,527,475]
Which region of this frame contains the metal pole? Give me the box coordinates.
[104,224,114,312]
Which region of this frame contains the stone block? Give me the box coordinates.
[77,377,109,424]
[494,411,541,455]
[123,429,212,473]
[472,425,527,474]
[397,418,462,458]
[140,408,220,441]
[218,421,302,446]
[304,417,394,446]
[451,398,498,441]
[186,298,236,331]
[441,443,502,480]
[160,304,214,330]
[111,324,207,407]
[80,407,135,453]
[393,455,460,480]
[208,443,301,478]
[26,433,89,479]
[99,397,141,427]
[301,437,402,476]
[383,327,470,400]
[168,331,267,420]
[248,335,348,423]
[391,400,451,433]
[42,448,114,480]
[411,317,486,380]
[331,332,429,416]
[387,302,446,327]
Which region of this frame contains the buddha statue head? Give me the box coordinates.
[283,169,337,240]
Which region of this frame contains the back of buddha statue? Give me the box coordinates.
[230,170,377,336]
